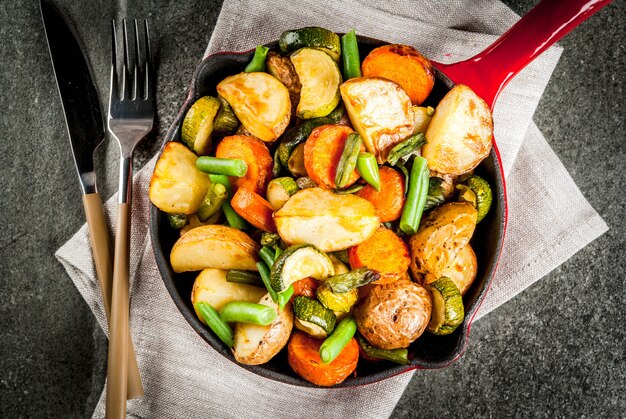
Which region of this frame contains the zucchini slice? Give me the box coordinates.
[293,296,337,338]
[213,96,239,137]
[287,143,308,177]
[458,175,493,223]
[270,244,334,292]
[290,48,342,119]
[267,177,299,210]
[181,96,221,155]
[217,72,291,142]
[279,27,341,61]
[316,283,358,313]
[427,276,465,335]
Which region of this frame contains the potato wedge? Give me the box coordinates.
[409,202,477,284]
[274,188,379,252]
[340,77,415,163]
[440,244,477,295]
[233,293,294,365]
[266,51,301,121]
[217,72,291,142]
[423,84,493,176]
[191,269,266,316]
[149,142,210,214]
[170,225,259,272]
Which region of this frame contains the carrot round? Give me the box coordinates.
[304,124,361,189]
[230,187,277,233]
[362,44,435,105]
[215,135,273,195]
[348,227,410,285]
[291,277,319,299]
[287,331,359,387]
[356,166,405,222]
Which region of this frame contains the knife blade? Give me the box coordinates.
[40,0,143,400]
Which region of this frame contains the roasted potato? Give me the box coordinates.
[233,293,294,365]
[191,269,266,315]
[266,51,301,121]
[340,77,415,163]
[274,188,379,252]
[217,72,291,142]
[422,84,493,176]
[354,278,432,350]
[439,244,477,295]
[170,225,259,272]
[149,142,210,214]
[409,202,478,284]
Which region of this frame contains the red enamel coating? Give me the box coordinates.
[432,0,612,109]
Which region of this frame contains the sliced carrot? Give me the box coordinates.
[287,331,359,387]
[348,227,410,285]
[291,277,319,299]
[215,135,273,195]
[356,166,405,222]
[362,44,435,106]
[304,124,361,189]
[230,188,277,233]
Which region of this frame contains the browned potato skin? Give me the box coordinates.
[409,202,477,284]
[430,171,460,201]
[440,244,477,295]
[266,51,301,122]
[423,84,493,176]
[354,278,432,350]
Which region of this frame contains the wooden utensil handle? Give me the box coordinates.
[83,194,144,400]
[106,202,132,418]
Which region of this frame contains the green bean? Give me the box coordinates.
[219,301,277,325]
[226,270,264,286]
[209,174,249,229]
[277,284,294,311]
[387,133,426,166]
[196,156,248,177]
[274,246,283,261]
[335,133,362,188]
[341,29,361,80]
[399,156,430,235]
[333,183,365,195]
[324,268,380,293]
[244,45,269,73]
[319,316,357,364]
[356,335,409,365]
[256,261,279,303]
[197,182,228,222]
[194,301,234,347]
[259,246,276,269]
[272,147,282,177]
[356,153,380,191]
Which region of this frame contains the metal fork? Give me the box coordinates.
[107,18,153,419]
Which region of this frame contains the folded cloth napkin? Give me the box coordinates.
[56,0,608,417]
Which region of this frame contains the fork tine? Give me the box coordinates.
[110,20,119,100]
[143,19,153,99]
[133,19,142,99]
[121,19,130,99]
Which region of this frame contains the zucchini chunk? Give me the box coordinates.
[270,244,334,293]
[423,84,493,176]
[457,175,493,223]
[293,296,337,338]
[149,142,210,215]
[274,188,379,252]
[316,283,358,313]
[279,27,341,61]
[290,48,342,119]
[217,72,291,142]
[426,276,465,335]
[340,77,415,163]
[181,96,221,155]
[212,96,240,137]
[267,177,299,210]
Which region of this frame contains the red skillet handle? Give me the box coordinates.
[433,0,611,109]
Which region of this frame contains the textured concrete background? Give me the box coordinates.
[0,0,623,417]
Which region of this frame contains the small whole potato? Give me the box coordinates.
[354,278,432,350]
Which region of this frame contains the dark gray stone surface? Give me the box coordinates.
[0,0,623,417]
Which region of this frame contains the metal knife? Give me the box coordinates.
[40,0,143,400]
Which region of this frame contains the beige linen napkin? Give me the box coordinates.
[56,0,608,417]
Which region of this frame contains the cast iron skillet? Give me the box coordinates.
[150,0,609,387]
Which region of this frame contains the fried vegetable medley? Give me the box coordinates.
[149,26,495,386]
